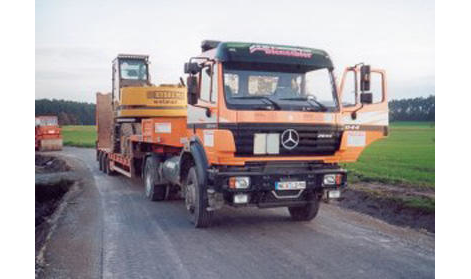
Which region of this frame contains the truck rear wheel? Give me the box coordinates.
[104,155,115,176]
[144,156,166,201]
[288,197,320,221]
[98,152,104,171]
[184,167,213,228]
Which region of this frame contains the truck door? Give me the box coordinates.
[187,62,219,132]
[338,65,388,154]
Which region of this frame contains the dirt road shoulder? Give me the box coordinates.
[333,182,435,233]
[36,153,103,279]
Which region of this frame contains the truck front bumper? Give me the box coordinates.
[207,163,347,209]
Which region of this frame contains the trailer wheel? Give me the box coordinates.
[98,152,104,171]
[184,167,213,228]
[288,197,321,221]
[144,156,166,201]
[101,153,107,173]
[104,155,115,176]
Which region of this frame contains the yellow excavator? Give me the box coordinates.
[97,54,186,156]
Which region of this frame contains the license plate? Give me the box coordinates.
[328,190,341,199]
[275,181,306,190]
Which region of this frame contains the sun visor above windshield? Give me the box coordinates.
[214,42,333,70]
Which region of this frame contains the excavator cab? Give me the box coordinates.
[105,54,187,155]
[110,54,186,119]
[112,54,150,107]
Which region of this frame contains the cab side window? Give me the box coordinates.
[342,70,357,107]
[370,73,384,104]
[211,64,218,103]
[200,65,211,102]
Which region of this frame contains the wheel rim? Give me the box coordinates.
[185,180,196,214]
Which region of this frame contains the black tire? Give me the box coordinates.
[144,156,166,201]
[288,197,321,221]
[98,152,104,172]
[104,156,115,176]
[165,185,181,200]
[101,154,107,173]
[184,167,213,228]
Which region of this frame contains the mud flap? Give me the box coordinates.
[39,139,63,151]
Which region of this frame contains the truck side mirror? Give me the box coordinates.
[187,76,199,105]
[360,65,371,92]
[184,62,201,75]
[360,92,373,104]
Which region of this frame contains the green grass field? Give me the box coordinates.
[62,122,435,188]
[344,121,435,188]
[62,125,96,148]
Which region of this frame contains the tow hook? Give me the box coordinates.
[207,189,224,211]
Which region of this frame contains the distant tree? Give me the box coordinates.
[57,111,71,125]
[68,113,79,125]
[36,94,435,125]
[389,95,434,122]
[35,99,96,125]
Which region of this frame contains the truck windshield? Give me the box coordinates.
[120,59,148,80]
[223,63,338,111]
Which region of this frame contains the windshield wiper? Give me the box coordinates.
[231,96,281,110]
[279,97,328,112]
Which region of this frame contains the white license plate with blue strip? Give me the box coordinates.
[275,181,306,190]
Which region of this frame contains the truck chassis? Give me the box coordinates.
[96,133,347,227]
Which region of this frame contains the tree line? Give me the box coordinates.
[389,95,435,122]
[35,95,435,125]
[35,99,95,125]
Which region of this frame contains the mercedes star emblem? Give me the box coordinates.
[281,129,299,150]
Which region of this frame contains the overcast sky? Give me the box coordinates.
[36,0,434,103]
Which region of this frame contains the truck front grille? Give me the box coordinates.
[224,123,342,157]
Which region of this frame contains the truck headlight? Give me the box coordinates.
[323,174,342,186]
[229,177,251,189]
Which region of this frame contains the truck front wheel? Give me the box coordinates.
[144,156,166,201]
[184,167,213,228]
[288,197,320,221]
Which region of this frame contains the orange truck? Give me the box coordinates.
[96,41,388,228]
[35,116,63,151]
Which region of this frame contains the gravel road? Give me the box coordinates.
[40,147,434,279]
